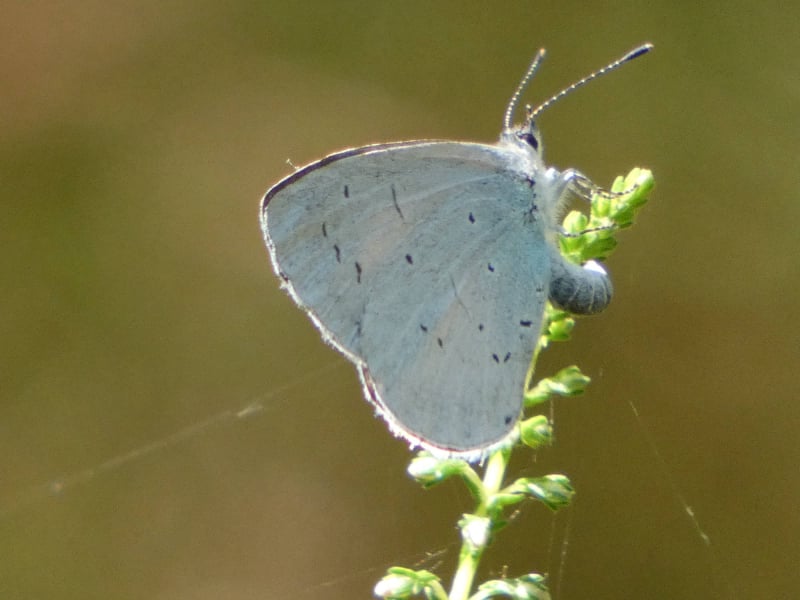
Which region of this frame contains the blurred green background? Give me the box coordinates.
[2,2,798,598]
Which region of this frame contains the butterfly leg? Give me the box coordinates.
[562,168,639,201]
[554,168,635,238]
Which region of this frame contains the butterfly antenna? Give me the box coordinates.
[503,48,546,131]
[529,43,653,120]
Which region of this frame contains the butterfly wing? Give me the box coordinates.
[261,141,550,455]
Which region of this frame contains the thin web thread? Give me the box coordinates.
[0,361,342,519]
[628,399,738,600]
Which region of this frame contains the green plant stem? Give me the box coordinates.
[449,448,511,600]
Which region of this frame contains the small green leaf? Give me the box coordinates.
[541,309,574,343]
[524,366,591,407]
[519,415,552,449]
[408,453,470,488]
[374,567,447,600]
[471,574,551,600]
[506,475,574,511]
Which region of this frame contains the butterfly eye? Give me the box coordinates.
[519,131,539,151]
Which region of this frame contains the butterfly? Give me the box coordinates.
[260,44,651,461]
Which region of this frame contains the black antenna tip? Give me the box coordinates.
[624,43,654,62]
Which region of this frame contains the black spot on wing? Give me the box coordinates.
[478,323,484,331]
[503,352,511,363]
[468,212,475,223]
[520,320,532,327]
[420,324,428,332]
[343,185,349,198]
[334,244,341,263]
[488,263,495,272]
[492,353,499,363]
[355,261,362,283]
[437,337,443,348]
[405,254,413,264]
[322,222,327,238]
[391,184,404,220]
[504,414,514,425]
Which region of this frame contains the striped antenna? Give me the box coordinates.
[503,48,546,131]
[528,43,653,120]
